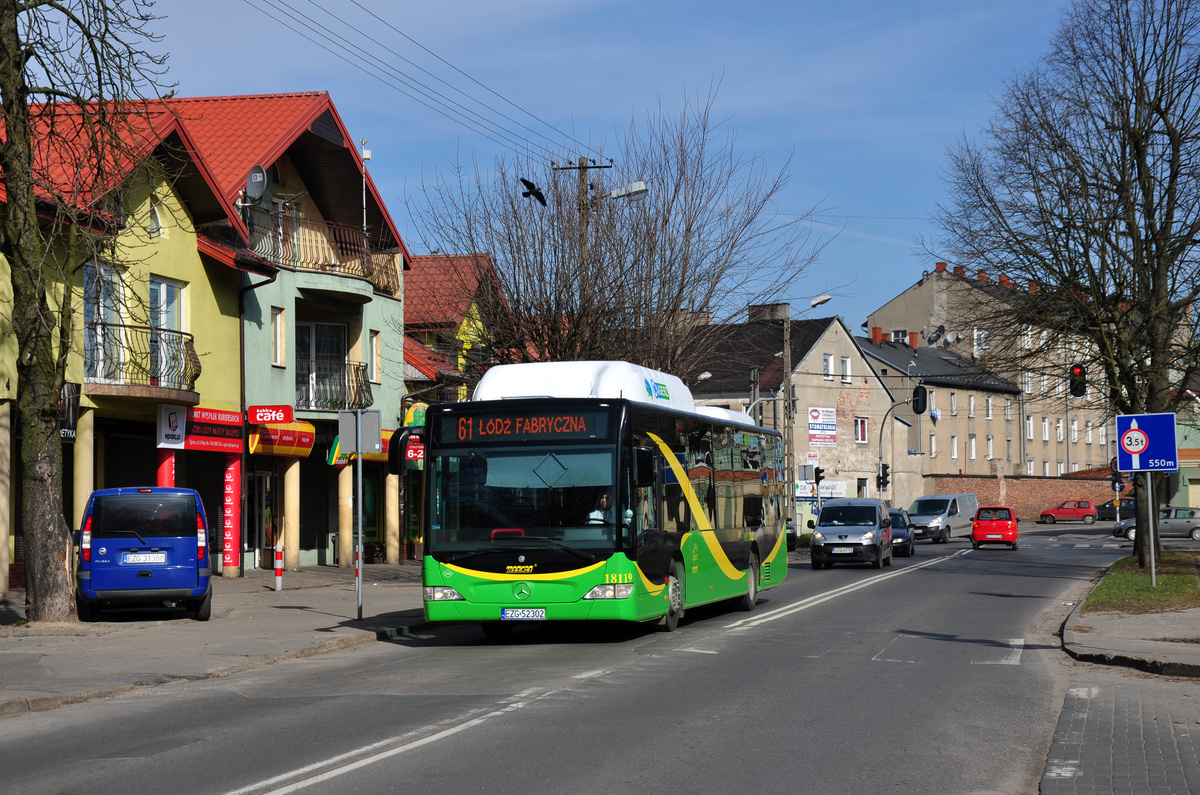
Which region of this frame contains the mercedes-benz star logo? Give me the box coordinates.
[514,582,532,600]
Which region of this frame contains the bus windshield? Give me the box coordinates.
[429,443,621,557]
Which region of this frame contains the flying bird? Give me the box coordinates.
[520,178,546,206]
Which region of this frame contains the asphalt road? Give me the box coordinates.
[1,522,1162,794]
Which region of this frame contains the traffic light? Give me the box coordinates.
[813,467,825,489]
[1068,363,1086,397]
[879,464,890,491]
[911,384,928,415]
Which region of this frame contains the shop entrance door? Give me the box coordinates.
[249,469,278,569]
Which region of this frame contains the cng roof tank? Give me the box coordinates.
[471,361,696,413]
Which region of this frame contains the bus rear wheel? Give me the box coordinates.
[662,561,684,631]
[738,552,759,611]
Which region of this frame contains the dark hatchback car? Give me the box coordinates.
[75,487,213,622]
[888,509,915,557]
[1095,497,1136,522]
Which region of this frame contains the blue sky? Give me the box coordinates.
[158,0,1067,329]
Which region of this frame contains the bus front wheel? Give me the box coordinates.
[662,562,684,631]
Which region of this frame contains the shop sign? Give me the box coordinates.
[807,406,837,448]
[249,421,316,457]
[247,405,294,424]
[403,402,428,427]
[59,382,80,442]
[157,404,243,453]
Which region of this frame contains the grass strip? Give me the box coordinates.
[1081,553,1200,614]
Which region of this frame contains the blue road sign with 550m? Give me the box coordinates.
[1115,413,1178,472]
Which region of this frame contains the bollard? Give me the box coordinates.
[274,543,283,592]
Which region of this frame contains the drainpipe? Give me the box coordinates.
[238,265,279,575]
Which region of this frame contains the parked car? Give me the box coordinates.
[888,509,916,558]
[972,506,1019,550]
[1096,497,1136,522]
[808,498,893,569]
[907,493,979,543]
[1040,500,1098,524]
[1112,506,1200,541]
[75,487,213,622]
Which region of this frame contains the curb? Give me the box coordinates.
[0,619,433,719]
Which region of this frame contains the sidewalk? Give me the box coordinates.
[0,563,428,717]
[1062,602,1200,677]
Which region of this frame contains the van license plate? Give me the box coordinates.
[831,547,853,554]
[123,552,166,564]
[501,608,545,620]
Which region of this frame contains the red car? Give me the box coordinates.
[973,506,1019,550]
[1040,500,1097,524]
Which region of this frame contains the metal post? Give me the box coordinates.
[356,408,364,620]
[1147,473,1157,589]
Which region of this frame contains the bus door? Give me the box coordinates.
[633,445,670,586]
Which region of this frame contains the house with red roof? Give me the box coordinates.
[2,92,413,595]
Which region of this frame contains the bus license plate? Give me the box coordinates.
[501,608,545,621]
[123,552,166,564]
[831,547,853,554]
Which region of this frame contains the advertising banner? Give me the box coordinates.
[248,421,316,457]
[807,406,837,448]
[157,404,243,453]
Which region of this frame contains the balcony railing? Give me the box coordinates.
[244,206,400,296]
[84,322,200,392]
[295,359,373,411]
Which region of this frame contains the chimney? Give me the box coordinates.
[953,265,966,277]
[871,326,884,344]
[748,302,790,323]
[977,269,989,282]
[909,331,919,349]
[1029,281,1038,294]
[998,274,1011,288]
[934,262,948,272]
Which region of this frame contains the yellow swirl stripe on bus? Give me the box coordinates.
[763,522,785,566]
[637,565,667,595]
[646,432,744,581]
[441,560,606,581]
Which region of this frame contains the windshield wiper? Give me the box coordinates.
[101,528,148,544]
[504,536,597,562]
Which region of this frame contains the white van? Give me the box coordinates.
[907,493,979,544]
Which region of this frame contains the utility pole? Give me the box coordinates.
[782,312,795,531]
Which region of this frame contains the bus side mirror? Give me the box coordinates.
[634,447,656,488]
[387,428,426,475]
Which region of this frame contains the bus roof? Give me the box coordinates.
[470,361,700,411]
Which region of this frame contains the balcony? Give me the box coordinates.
[244,207,400,296]
[295,359,373,411]
[83,322,201,401]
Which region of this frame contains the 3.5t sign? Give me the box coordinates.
[1115,413,1178,472]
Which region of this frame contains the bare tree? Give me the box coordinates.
[932,0,1200,566]
[0,1,169,620]
[405,88,825,383]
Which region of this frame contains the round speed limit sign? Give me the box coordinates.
[1120,428,1148,456]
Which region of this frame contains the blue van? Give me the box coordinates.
[75,487,213,622]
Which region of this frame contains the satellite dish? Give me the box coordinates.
[245,166,268,201]
[927,324,945,345]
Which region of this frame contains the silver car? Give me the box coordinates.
[808,498,893,569]
[1112,506,1200,541]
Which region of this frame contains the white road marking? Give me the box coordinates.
[678,648,719,654]
[872,634,920,663]
[805,631,854,658]
[726,550,970,630]
[972,638,1024,665]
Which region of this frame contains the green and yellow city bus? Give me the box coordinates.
[389,361,786,637]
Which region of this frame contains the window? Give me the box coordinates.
[985,396,993,420]
[968,395,976,417]
[1040,374,1048,394]
[973,326,991,358]
[1070,419,1078,443]
[1057,462,1065,476]
[969,434,977,459]
[1005,399,1012,421]
[149,276,185,390]
[1042,417,1049,441]
[1006,438,1013,461]
[840,356,851,383]
[1026,415,1034,440]
[1056,376,1064,397]
[929,434,937,458]
[928,390,936,410]
[1086,420,1093,444]
[1056,418,1064,442]
[369,330,382,383]
[148,200,162,238]
[892,329,907,342]
[1071,462,1080,473]
[854,417,868,443]
[1099,424,1108,446]
[951,435,958,460]
[823,354,833,380]
[271,307,285,366]
[1022,372,1033,394]
[84,262,125,382]
[986,435,994,459]
[1043,461,1050,477]
[950,392,958,416]
[1021,326,1032,350]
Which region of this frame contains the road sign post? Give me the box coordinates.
[1115,413,1178,589]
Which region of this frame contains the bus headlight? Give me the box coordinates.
[424,586,464,601]
[584,583,634,599]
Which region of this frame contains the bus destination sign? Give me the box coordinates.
[443,410,608,443]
